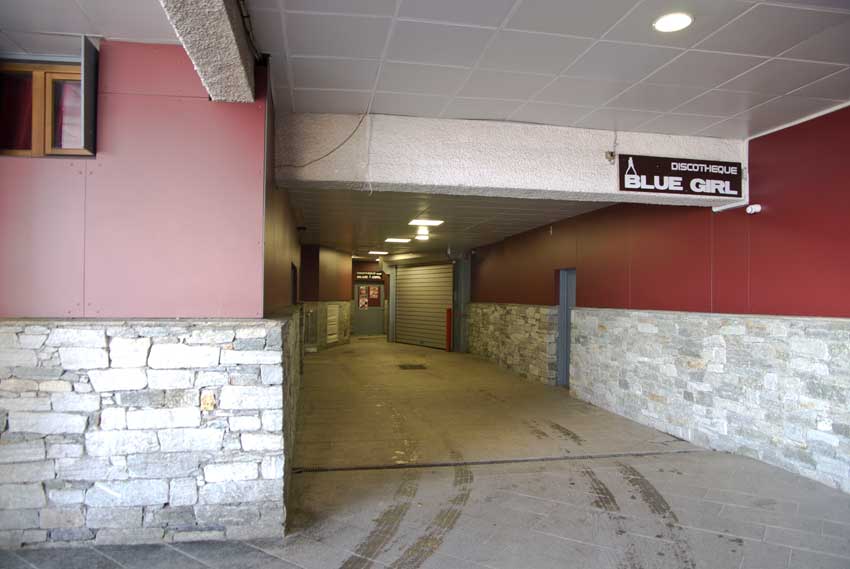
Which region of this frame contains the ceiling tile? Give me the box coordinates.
[0,0,95,34]
[783,20,850,64]
[75,0,175,42]
[534,76,633,106]
[675,89,774,116]
[371,92,448,117]
[443,98,523,120]
[480,31,594,74]
[577,108,661,130]
[695,4,844,56]
[510,102,593,126]
[645,51,765,88]
[377,62,470,95]
[287,13,391,58]
[387,20,493,66]
[293,89,371,113]
[0,32,23,53]
[4,31,82,56]
[290,57,379,90]
[506,0,637,38]
[565,41,681,82]
[742,95,841,136]
[250,9,285,54]
[638,113,726,135]
[606,83,707,112]
[696,118,751,138]
[246,0,279,11]
[284,0,396,16]
[269,54,289,87]
[720,59,845,95]
[398,0,515,27]
[604,0,751,49]
[792,68,850,100]
[459,69,553,100]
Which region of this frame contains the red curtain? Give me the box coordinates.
[0,73,33,150]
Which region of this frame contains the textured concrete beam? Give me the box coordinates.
[160,0,255,102]
[276,114,746,207]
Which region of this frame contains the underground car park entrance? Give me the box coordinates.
[1,0,850,568]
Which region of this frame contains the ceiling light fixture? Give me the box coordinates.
[653,12,692,32]
[385,238,411,243]
[415,235,429,241]
[368,251,388,255]
[409,219,444,226]
[416,226,429,236]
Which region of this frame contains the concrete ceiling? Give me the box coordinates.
[0,0,176,59]
[287,187,609,256]
[251,0,850,139]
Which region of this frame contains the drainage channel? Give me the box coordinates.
[292,448,707,475]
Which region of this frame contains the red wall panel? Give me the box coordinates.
[711,208,749,314]
[576,207,630,309]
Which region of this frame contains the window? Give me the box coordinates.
[0,62,90,157]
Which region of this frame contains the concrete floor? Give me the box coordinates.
[6,339,849,569]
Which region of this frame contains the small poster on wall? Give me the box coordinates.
[368,285,381,307]
[358,286,369,310]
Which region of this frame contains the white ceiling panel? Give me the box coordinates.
[459,69,552,100]
[0,32,22,52]
[577,108,662,130]
[695,4,846,56]
[386,21,493,66]
[639,113,726,135]
[75,0,175,43]
[783,20,850,64]
[286,13,391,58]
[675,89,774,116]
[479,31,592,74]
[697,118,751,138]
[792,68,850,99]
[736,95,842,135]
[510,102,593,126]
[4,31,82,56]
[371,92,447,117]
[645,51,766,88]
[720,59,845,95]
[377,62,470,95]
[249,9,285,55]
[443,98,522,120]
[534,76,634,106]
[0,0,96,34]
[506,0,638,38]
[606,83,706,112]
[291,58,379,91]
[284,0,396,16]
[293,89,371,114]
[398,0,516,27]
[566,42,681,82]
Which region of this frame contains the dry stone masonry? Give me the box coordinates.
[0,315,300,548]
[571,308,850,493]
[468,303,558,385]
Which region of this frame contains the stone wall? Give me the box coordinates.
[468,303,558,385]
[0,315,300,548]
[302,301,351,352]
[571,308,850,493]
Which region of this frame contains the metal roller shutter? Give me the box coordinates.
[396,264,453,350]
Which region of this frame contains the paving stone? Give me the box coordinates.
[95,544,209,569]
[18,547,119,568]
[95,528,165,545]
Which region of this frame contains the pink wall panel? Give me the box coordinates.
[98,41,208,98]
[84,92,265,317]
[0,158,85,317]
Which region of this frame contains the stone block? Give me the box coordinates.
[198,479,282,505]
[171,529,224,542]
[0,440,45,463]
[0,350,38,367]
[158,428,224,452]
[39,507,84,529]
[56,457,127,481]
[143,505,196,528]
[8,412,87,435]
[147,369,193,390]
[38,380,73,392]
[0,378,38,392]
[86,507,142,528]
[0,510,39,530]
[46,329,106,348]
[88,368,147,392]
[260,455,283,479]
[220,350,281,365]
[234,338,266,350]
[109,337,151,368]
[0,461,55,483]
[19,335,47,349]
[790,337,830,360]
[115,390,164,408]
[165,389,200,408]
[219,386,282,410]
[195,504,259,526]
[0,334,17,348]
[242,433,282,452]
[236,327,267,339]
[100,407,126,430]
[12,366,63,380]
[59,348,108,370]
[148,344,220,369]
[46,443,83,459]
[86,431,159,457]
[0,397,52,411]
[261,365,283,385]
[50,392,100,412]
[229,415,261,431]
[127,452,201,479]
[126,408,200,430]
[0,483,46,509]
[204,461,257,483]
[169,478,198,506]
[94,527,164,545]
[49,527,93,542]
[85,480,169,507]
[47,488,84,505]
[186,329,234,344]
[261,410,283,431]
[196,371,227,387]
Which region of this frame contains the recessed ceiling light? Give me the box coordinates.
[415,235,429,241]
[409,219,444,226]
[368,251,388,255]
[416,226,429,236]
[385,238,411,243]
[653,12,692,32]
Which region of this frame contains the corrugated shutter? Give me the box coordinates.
[326,304,339,344]
[396,264,453,350]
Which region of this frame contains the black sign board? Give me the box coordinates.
[355,271,383,282]
[618,154,742,198]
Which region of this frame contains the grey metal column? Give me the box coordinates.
[452,256,471,353]
[387,266,397,343]
[556,269,577,387]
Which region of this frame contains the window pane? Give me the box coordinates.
[0,72,33,150]
[52,79,82,149]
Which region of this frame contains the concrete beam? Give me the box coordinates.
[160,0,255,102]
[276,113,746,207]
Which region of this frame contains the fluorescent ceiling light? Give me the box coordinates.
[415,235,429,241]
[385,238,411,243]
[409,219,444,226]
[416,226,429,236]
[653,12,692,32]
[368,251,388,255]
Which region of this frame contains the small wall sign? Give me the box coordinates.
[619,154,742,198]
[355,271,383,282]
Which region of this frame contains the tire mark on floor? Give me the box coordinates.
[546,421,585,445]
[523,420,552,440]
[617,463,696,569]
[579,469,644,569]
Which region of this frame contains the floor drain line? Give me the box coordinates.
[292,449,707,475]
